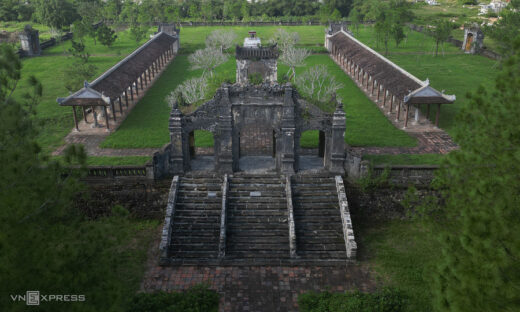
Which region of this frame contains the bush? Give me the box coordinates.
[248,72,263,85]
[298,287,406,312]
[127,285,219,312]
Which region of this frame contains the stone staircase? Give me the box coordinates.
[292,175,347,261]
[168,175,222,262]
[162,173,355,266]
[226,174,291,263]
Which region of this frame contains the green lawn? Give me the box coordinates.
[353,25,497,134]
[357,217,442,312]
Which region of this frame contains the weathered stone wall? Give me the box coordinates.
[239,125,275,156]
[236,59,277,84]
[75,179,171,219]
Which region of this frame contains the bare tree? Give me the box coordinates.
[269,28,300,52]
[167,76,208,106]
[188,48,228,77]
[279,46,311,80]
[205,30,237,52]
[295,65,343,103]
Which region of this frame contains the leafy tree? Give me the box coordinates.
[486,0,520,58]
[391,23,406,47]
[205,30,237,52]
[96,24,117,47]
[430,37,520,312]
[68,40,90,63]
[431,20,453,56]
[330,8,342,22]
[63,61,98,92]
[269,28,300,53]
[349,7,362,35]
[295,65,343,103]
[322,0,353,17]
[33,0,77,30]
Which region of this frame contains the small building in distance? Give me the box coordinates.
[236,31,279,85]
[19,25,40,57]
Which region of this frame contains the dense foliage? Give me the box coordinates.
[429,37,520,311]
[127,285,219,312]
[0,44,157,311]
[298,288,407,312]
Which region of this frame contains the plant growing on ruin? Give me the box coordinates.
[188,48,228,77]
[295,65,343,103]
[168,76,208,107]
[279,46,311,80]
[205,30,237,53]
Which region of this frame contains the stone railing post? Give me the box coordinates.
[218,174,228,259]
[285,175,297,258]
[159,176,179,265]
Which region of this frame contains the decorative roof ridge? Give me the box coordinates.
[89,31,175,88]
[404,81,456,103]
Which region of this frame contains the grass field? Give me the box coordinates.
[353,25,497,134]
[358,217,441,311]
[9,23,498,165]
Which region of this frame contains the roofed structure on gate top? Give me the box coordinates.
[235,44,279,60]
[328,30,455,104]
[88,31,178,100]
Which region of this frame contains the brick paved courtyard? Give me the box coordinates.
[141,235,377,312]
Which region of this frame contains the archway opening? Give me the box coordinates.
[189,130,215,171]
[299,130,326,171]
[465,33,474,52]
[238,125,276,172]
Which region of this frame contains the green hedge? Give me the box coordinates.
[127,285,219,312]
[298,288,406,312]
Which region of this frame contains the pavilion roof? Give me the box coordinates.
[235,45,279,60]
[57,81,110,107]
[328,31,455,104]
[85,31,177,100]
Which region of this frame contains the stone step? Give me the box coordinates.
[226,229,288,236]
[228,223,287,230]
[173,229,220,236]
[229,184,285,190]
[293,210,340,216]
[228,197,287,204]
[296,243,345,251]
[296,251,346,259]
[230,236,289,243]
[228,192,285,198]
[229,215,288,223]
[228,210,287,216]
[169,251,218,258]
[177,190,223,197]
[175,203,222,209]
[292,185,336,191]
[230,178,283,184]
[293,190,336,197]
[176,197,221,203]
[227,243,290,252]
[175,210,221,217]
[226,250,291,258]
[171,236,219,243]
[229,203,288,209]
[294,216,342,222]
[295,236,344,244]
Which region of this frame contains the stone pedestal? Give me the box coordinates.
[280,87,296,174]
[168,106,185,174]
[329,103,346,174]
[19,25,40,56]
[215,88,234,173]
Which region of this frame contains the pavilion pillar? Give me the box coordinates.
[130,85,134,101]
[140,75,144,90]
[104,106,110,130]
[413,106,420,124]
[426,104,430,122]
[405,104,410,128]
[82,107,88,122]
[125,91,129,107]
[382,90,387,107]
[389,95,394,114]
[371,79,376,95]
[72,106,79,131]
[135,81,139,96]
[111,100,116,122]
[118,96,123,114]
[377,84,381,101]
[435,103,441,127]
[396,101,401,121]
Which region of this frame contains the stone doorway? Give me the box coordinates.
[238,125,276,172]
[299,130,327,171]
[189,130,215,171]
[465,33,474,52]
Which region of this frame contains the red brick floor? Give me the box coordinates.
[141,236,377,312]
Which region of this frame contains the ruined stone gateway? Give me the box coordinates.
[156,33,357,266]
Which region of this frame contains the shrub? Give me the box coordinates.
[127,284,219,312]
[298,287,406,312]
[248,72,263,85]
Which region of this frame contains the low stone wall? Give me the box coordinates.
[159,176,179,261]
[335,176,357,259]
[75,178,170,219]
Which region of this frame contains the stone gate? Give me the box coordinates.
[153,83,346,175]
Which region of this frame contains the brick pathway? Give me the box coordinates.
[141,235,377,312]
[352,131,458,155]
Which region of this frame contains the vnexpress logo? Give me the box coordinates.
[26,291,40,306]
[10,291,85,306]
